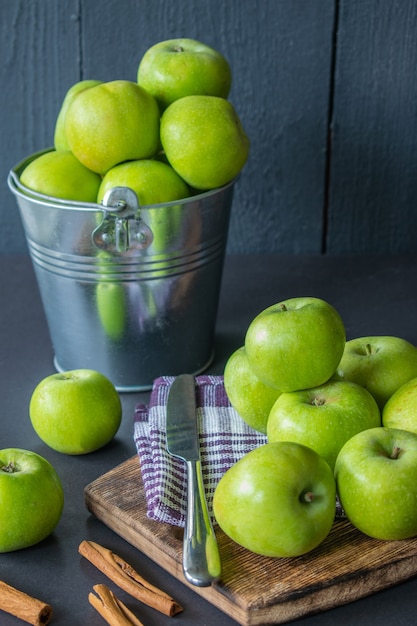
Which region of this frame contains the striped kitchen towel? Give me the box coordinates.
[133,375,267,527]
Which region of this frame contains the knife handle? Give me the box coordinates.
[183,459,221,587]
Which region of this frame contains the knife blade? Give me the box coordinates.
[166,374,221,587]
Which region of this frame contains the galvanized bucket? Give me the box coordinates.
[8,149,234,391]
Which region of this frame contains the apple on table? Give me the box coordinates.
[0,449,64,552]
[213,441,336,557]
[29,369,122,455]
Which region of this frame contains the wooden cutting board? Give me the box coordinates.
[84,456,417,625]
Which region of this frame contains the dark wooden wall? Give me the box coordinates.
[2,0,417,256]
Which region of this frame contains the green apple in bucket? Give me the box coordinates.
[19,149,101,202]
[96,159,190,264]
[160,94,250,190]
[65,80,160,174]
[54,79,103,150]
[137,38,232,111]
[96,282,126,341]
[97,159,190,205]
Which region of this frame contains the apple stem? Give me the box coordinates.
[312,397,325,406]
[173,45,185,53]
[279,304,288,311]
[391,446,402,460]
[1,461,17,473]
[365,343,373,355]
[302,491,314,503]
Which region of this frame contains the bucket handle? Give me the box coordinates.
[92,186,153,253]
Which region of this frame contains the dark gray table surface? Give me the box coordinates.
[1,253,417,626]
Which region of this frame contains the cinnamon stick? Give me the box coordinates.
[0,579,52,625]
[79,540,183,616]
[89,584,144,626]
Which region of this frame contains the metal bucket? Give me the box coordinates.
[8,149,234,391]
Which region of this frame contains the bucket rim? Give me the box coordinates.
[8,147,236,213]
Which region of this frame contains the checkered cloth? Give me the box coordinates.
[133,375,267,527]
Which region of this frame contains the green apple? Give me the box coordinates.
[213,441,336,557]
[96,282,126,341]
[245,297,346,392]
[94,252,127,340]
[160,95,250,190]
[224,345,281,434]
[144,202,184,254]
[54,79,102,150]
[383,376,417,435]
[65,80,160,174]
[20,149,101,202]
[335,427,417,540]
[267,379,381,470]
[335,336,417,409]
[0,448,64,552]
[137,38,232,111]
[97,159,190,205]
[29,369,122,455]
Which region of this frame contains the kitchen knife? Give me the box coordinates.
[166,374,221,587]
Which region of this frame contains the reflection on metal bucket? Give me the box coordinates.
[8,150,234,391]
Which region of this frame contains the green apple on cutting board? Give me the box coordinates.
[244,296,346,392]
[336,335,417,409]
[335,427,417,540]
[213,441,336,557]
[267,379,381,470]
[224,345,281,434]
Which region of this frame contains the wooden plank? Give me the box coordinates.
[1,0,80,254]
[84,455,417,626]
[326,0,417,253]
